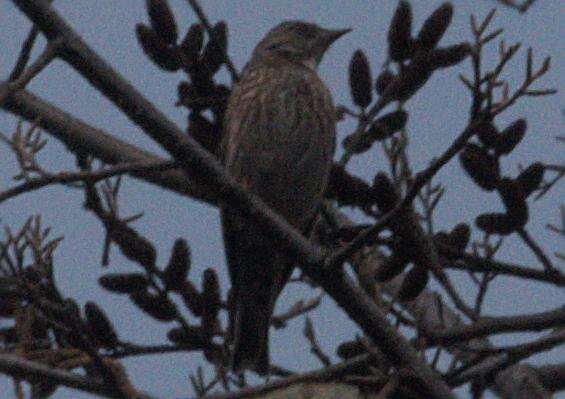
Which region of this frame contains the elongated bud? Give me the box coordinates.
[136,24,181,71]
[375,69,396,95]
[200,22,227,77]
[180,24,204,70]
[497,178,528,226]
[430,43,471,69]
[349,50,373,108]
[475,120,499,148]
[397,266,429,302]
[373,173,399,212]
[449,223,471,252]
[517,163,545,197]
[476,212,518,235]
[147,0,178,45]
[459,143,500,191]
[164,238,191,291]
[386,51,434,101]
[131,290,177,321]
[85,302,119,348]
[99,273,148,294]
[417,3,453,50]
[167,326,208,349]
[388,0,414,61]
[494,119,527,155]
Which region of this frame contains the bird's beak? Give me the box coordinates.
[324,28,352,46]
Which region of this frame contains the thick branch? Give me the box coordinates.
[427,306,565,345]
[2,90,215,203]
[0,353,155,399]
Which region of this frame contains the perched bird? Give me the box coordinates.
[220,21,349,373]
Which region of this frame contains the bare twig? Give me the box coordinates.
[0,39,62,105]
[0,160,176,204]
[0,354,155,399]
[426,306,565,345]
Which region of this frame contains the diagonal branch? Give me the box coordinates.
[2,90,215,203]
[0,353,156,399]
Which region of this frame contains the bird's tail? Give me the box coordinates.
[222,208,293,374]
[231,285,273,374]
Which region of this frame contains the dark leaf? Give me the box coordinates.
[375,251,410,282]
[147,0,178,44]
[349,50,373,108]
[337,340,366,359]
[202,269,220,310]
[449,223,471,252]
[366,110,408,141]
[188,112,222,154]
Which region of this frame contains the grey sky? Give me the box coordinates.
[0,1,563,398]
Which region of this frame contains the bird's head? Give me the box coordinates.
[251,21,350,69]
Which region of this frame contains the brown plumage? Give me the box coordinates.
[220,21,349,373]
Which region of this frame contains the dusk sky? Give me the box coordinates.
[0,1,563,398]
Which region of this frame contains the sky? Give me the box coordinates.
[0,1,563,398]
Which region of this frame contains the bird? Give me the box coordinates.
[220,21,349,373]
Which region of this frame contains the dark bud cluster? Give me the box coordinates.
[457,117,542,236]
[383,2,470,102]
[136,0,228,154]
[342,110,408,156]
[326,164,377,208]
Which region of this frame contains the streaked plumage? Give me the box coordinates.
[220,21,348,373]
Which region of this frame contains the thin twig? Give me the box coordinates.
[0,160,176,204]
[0,39,62,106]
